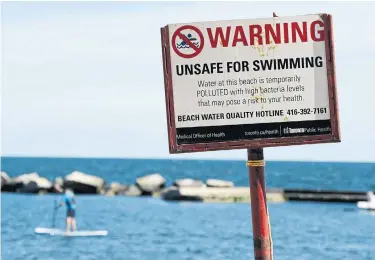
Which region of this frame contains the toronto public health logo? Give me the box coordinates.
[283,127,306,134]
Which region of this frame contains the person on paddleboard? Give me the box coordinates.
[57,189,77,232]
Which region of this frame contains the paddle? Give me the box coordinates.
[52,199,59,228]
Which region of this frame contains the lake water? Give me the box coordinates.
[1,157,375,260]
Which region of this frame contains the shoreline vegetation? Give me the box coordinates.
[1,171,371,203]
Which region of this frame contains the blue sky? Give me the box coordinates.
[1,1,375,162]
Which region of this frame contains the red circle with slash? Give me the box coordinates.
[171,25,205,59]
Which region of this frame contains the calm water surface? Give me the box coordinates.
[1,157,375,259]
[1,194,375,260]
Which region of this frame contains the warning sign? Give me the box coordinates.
[171,25,205,59]
[161,13,340,154]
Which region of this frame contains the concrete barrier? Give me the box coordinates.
[160,186,286,203]
[283,189,369,203]
[160,187,371,203]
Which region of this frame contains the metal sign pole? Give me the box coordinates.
[245,13,277,260]
[246,13,276,260]
[247,148,273,260]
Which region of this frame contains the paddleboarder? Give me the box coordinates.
[57,189,77,232]
[34,186,108,237]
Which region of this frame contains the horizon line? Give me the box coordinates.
[1,154,374,164]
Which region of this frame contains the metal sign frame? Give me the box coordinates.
[161,14,340,154]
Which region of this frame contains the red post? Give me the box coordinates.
[247,148,273,260]
[246,12,277,260]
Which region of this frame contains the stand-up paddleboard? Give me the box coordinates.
[34,227,108,237]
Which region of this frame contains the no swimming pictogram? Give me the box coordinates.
[172,25,204,59]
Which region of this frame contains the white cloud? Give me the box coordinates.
[1,1,375,162]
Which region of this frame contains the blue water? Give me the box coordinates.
[1,157,375,260]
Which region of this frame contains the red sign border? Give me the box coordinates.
[171,25,205,59]
[160,14,341,154]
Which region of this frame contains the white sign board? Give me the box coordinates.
[161,14,340,153]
